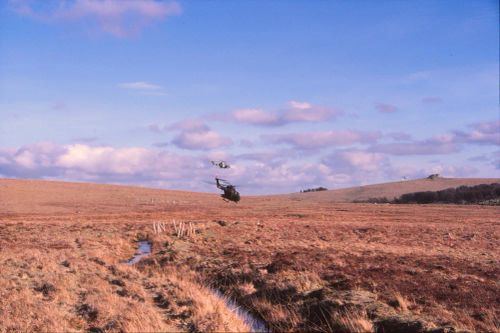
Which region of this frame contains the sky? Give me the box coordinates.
[0,0,499,194]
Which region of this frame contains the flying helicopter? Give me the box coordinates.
[215,177,240,203]
[211,160,230,169]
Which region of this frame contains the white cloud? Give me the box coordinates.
[288,100,312,110]
[283,101,340,122]
[323,149,390,174]
[231,109,280,126]
[337,151,386,172]
[221,101,343,127]
[11,0,182,37]
[264,130,382,149]
[0,142,207,188]
[165,119,233,150]
[172,130,233,150]
[119,81,162,90]
[57,144,153,174]
[0,142,488,194]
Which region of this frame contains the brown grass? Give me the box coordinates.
[0,219,249,332]
[392,292,411,312]
[334,311,375,333]
[1,178,499,332]
[288,176,500,202]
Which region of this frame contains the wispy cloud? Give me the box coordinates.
[453,120,500,146]
[421,96,442,104]
[323,149,389,173]
[264,130,381,150]
[166,119,233,150]
[370,120,500,155]
[119,81,167,96]
[152,142,169,148]
[386,132,413,141]
[467,150,500,170]
[119,81,162,90]
[50,101,69,112]
[10,0,182,37]
[72,136,98,143]
[403,70,433,83]
[217,101,343,127]
[375,102,398,113]
[148,119,210,134]
[370,135,461,155]
[170,119,210,132]
[230,109,280,126]
[172,130,233,151]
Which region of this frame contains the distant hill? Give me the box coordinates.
[288,177,500,203]
[0,178,216,215]
[1,177,499,215]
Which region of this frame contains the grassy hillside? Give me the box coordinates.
[0,177,499,332]
[0,178,217,215]
[2,177,499,215]
[290,177,500,202]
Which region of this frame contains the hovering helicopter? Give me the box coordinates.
[215,177,240,203]
[211,160,230,169]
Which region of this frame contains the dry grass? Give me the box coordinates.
[0,178,499,332]
[136,268,251,332]
[0,222,176,333]
[0,220,250,332]
[333,311,375,333]
[289,176,500,203]
[392,292,411,312]
[274,270,325,293]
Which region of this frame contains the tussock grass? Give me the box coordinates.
[141,267,252,332]
[249,298,301,331]
[0,221,250,333]
[333,311,375,333]
[274,270,325,293]
[1,178,499,333]
[393,292,411,312]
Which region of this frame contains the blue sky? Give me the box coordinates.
[0,0,498,194]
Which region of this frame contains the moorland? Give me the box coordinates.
[0,177,498,332]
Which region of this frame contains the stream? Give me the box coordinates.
[210,288,268,332]
[126,240,268,332]
[126,241,152,265]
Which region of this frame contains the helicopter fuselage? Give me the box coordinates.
[215,178,240,202]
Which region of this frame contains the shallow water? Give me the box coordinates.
[125,240,268,332]
[127,240,152,265]
[210,288,269,332]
